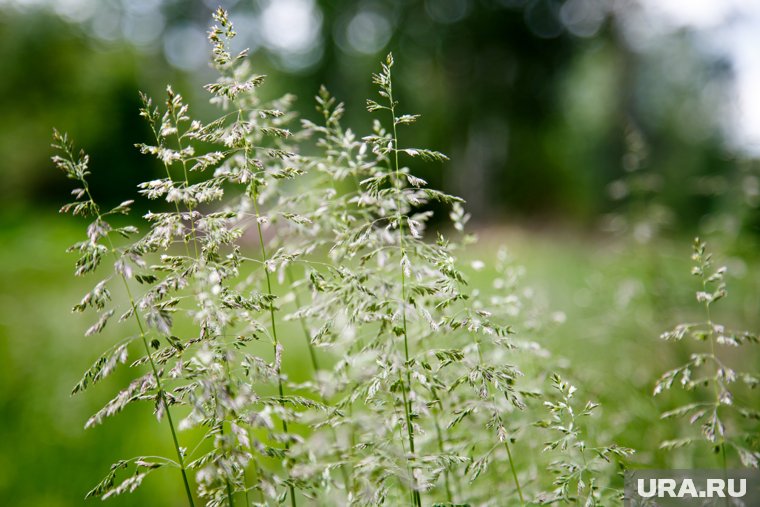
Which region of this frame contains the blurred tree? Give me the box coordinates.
[0,10,169,213]
[0,0,751,233]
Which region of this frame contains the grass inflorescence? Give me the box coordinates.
[67,8,760,507]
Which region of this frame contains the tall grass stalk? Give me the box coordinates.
[53,9,641,506]
[251,185,297,507]
[656,238,760,470]
[52,131,196,507]
[382,54,422,507]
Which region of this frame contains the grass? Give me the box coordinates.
[0,212,311,506]
[1,212,757,505]
[12,13,759,504]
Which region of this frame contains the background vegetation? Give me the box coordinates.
[0,0,758,505]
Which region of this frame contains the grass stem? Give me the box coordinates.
[82,182,196,507]
[251,186,297,507]
[386,75,422,507]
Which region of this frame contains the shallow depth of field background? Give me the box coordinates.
[1,0,759,505]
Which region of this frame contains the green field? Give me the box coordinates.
[1,212,757,506]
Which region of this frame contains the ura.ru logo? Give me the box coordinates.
[637,478,746,499]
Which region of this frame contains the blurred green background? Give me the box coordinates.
[1,0,759,505]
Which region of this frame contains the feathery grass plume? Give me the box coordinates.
[453,250,633,505]
[55,8,641,506]
[294,55,479,505]
[442,247,559,506]
[291,54,561,506]
[655,238,760,468]
[135,8,313,505]
[277,85,385,505]
[53,129,197,506]
[56,8,314,505]
[535,374,634,506]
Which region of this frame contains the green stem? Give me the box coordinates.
[119,281,195,507]
[430,388,453,503]
[217,356,237,507]
[225,469,236,507]
[701,273,729,507]
[473,335,524,507]
[287,268,320,373]
[387,81,421,507]
[83,184,195,507]
[502,431,525,506]
[250,186,297,507]
[124,291,193,504]
[702,274,728,474]
[216,417,236,507]
[393,370,419,505]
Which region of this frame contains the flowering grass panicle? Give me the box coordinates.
[535,374,634,506]
[54,9,637,507]
[655,238,760,469]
